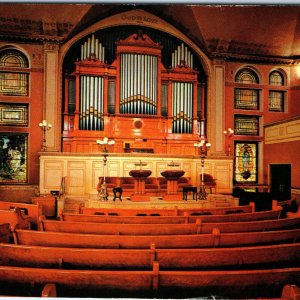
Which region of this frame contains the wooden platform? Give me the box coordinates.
[63,193,239,213]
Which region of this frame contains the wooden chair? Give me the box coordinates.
[119,177,135,195]
[157,177,167,191]
[145,177,160,194]
[201,173,217,194]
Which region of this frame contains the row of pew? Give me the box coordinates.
[0,198,300,298]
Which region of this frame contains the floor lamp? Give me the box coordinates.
[96,137,115,201]
[194,139,211,200]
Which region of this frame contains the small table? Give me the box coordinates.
[113,187,122,201]
[182,186,198,200]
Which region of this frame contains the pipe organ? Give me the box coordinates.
[63,29,206,154]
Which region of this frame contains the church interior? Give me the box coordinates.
[0,3,300,299]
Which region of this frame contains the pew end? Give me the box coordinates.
[287,204,300,219]
[58,209,64,221]
[38,215,47,231]
[41,283,57,297]
[281,284,300,300]
[0,223,10,243]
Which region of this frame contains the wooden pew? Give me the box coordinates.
[0,223,10,243]
[0,201,42,228]
[12,228,300,249]
[1,242,300,270]
[0,208,31,230]
[0,264,299,293]
[39,218,202,235]
[79,204,255,216]
[39,215,300,235]
[59,207,282,224]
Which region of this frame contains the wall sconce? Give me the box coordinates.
[295,63,300,79]
[223,127,234,156]
[39,120,52,151]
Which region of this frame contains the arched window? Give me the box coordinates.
[268,70,286,112]
[235,68,259,84]
[0,49,29,96]
[234,68,260,110]
[269,71,284,86]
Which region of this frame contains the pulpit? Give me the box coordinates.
[129,169,152,202]
[161,170,185,201]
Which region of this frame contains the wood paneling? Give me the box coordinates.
[39,153,233,195]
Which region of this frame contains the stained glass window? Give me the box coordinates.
[269,91,284,112]
[268,71,285,112]
[235,68,259,84]
[234,68,259,110]
[0,49,29,97]
[234,115,259,135]
[234,142,257,183]
[0,72,29,96]
[234,88,259,110]
[269,71,284,86]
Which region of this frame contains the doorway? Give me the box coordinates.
[270,164,291,201]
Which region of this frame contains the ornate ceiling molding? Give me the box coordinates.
[211,52,295,65]
[0,17,74,42]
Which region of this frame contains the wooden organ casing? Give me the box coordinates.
[62,32,203,154]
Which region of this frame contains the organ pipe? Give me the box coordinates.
[79,75,104,131]
[172,82,193,134]
[80,34,106,61]
[172,43,194,68]
[120,53,158,115]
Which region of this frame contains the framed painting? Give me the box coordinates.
[0,132,28,183]
[0,103,29,126]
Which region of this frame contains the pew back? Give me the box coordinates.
[0,265,299,293]
[79,204,254,216]
[40,216,300,235]
[40,219,202,235]
[1,242,300,270]
[60,207,282,224]
[13,228,300,249]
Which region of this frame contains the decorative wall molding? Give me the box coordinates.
[264,117,300,144]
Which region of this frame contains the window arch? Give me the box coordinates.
[0,48,29,96]
[269,70,284,86]
[235,68,259,84]
[0,49,29,68]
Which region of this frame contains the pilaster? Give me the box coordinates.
[43,41,60,151]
